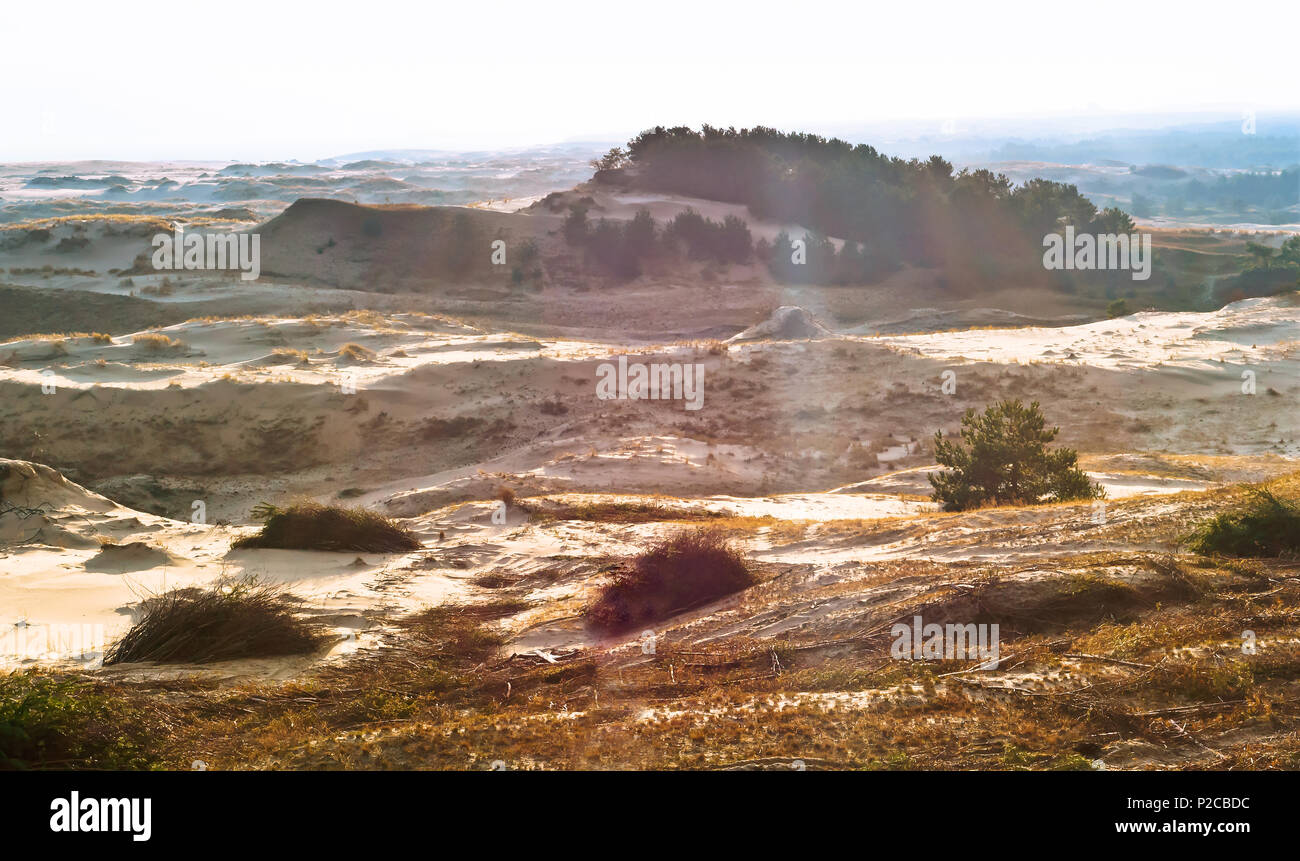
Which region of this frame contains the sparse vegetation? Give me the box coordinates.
[0,674,155,770]
[520,498,724,524]
[270,347,310,364]
[8,518,1300,771]
[538,397,569,415]
[232,502,422,552]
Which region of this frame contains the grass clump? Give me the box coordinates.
[338,342,377,362]
[270,347,310,364]
[0,674,155,769]
[586,528,754,633]
[131,332,186,354]
[1188,487,1300,558]
[103,578,326,665]
[233,502,422,552]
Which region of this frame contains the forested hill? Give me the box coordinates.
[594,125,1137,278]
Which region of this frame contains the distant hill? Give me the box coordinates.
[257,198,561,291]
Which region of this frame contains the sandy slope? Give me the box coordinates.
[0,438,1288,675]
[1,286,1297,770]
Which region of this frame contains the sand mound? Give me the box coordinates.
[85,541,182,573]
[725,306,831,343]
[0,459,118,513]
[0,514,101,549]
[0,338,71,364]
[0,460,125,548]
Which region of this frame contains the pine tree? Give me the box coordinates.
[929,400,1104,512]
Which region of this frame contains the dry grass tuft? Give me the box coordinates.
[104,579,326,665]
[338,342,377,362]
[270,347,310,364]
[131,332,186,354]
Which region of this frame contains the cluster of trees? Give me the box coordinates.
[664,210,751,263]
[760,231,900,284]
[1245,235,1300,271]
[1212,235,1300,303]
[563,205,752,277]
[1132,167,1298,222]
[619,125,1140,279]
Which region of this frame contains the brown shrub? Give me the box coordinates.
[586,528,753,633]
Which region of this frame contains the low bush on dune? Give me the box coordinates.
[586,528,754,633]
[1189,488,1300,558]
[233,502,421,552]
[103,579,326,665]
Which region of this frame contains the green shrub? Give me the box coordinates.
[1189,488,1300,558]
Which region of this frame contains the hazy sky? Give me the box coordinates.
[3,0,1296,161]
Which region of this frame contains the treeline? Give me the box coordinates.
[563,205,752,277]
[1131,167,1299,219]
[564,194,1137,286]
[1182,167,1299,208]
[604,125,1139,278]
